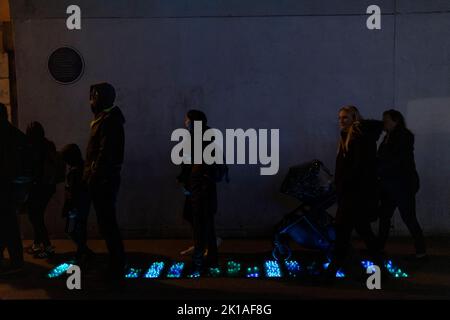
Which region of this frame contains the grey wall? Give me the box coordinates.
[9,0,450,238]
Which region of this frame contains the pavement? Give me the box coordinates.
[1,238,449,300]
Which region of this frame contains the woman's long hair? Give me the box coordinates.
[383,109,406,129]
[339,105,363,153]
[187,109,208,127]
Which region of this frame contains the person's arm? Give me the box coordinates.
[380,131,414,173]
[91,119,124,180]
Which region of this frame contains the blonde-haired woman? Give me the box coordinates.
[326,106,383,278]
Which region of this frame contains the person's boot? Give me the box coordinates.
[75,248,95,270]
[35,245,55,259]
[180,245,195,256]
[26,243,42,255]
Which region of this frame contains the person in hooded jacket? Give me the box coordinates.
[326,105,384,278]
[176,109,219,274]
[25,121,58,259]
[83,82,126,280]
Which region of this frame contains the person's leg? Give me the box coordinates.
[0,184,24,268]
[27,186,54,249]
[355,220,382,263]
[180,196,195,255]
[3,212,24,267]
[205,212,218,266]
[92,178,125,276]
[378,186,397,251]
[397,191,426,255]
[191,206,206,269]
[329,220,353,273]
[68,209,90,258]
[190,179,208,269]
[38,186,55,248]
[27,187,43,247]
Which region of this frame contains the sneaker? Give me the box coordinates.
[416,252,428,259]
[26,243,42,255]
[180,246,195,256]
[34,246,55,259]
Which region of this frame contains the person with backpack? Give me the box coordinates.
[25,121,59,259]
[176,110,222,274]
[61,144,94,266]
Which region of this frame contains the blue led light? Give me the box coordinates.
[167,262,185,278]
[125,268,142,279]
[361,260,374,269]
[246,266,260,278]
[322,261,345,278]
[284,260,301,277]
[264,260,282,278]
[144,262,165,279]
[47,262,74,279]
[361,260,377,273]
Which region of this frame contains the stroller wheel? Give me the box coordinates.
[272,243,292,261]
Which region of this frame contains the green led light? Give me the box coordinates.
[208,267,221,277]
[226,261,241,276]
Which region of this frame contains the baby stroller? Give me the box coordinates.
[272,160,337,261]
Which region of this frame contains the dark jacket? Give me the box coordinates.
[29,138,58,186]
[377,127,419,191]
[84,106,125,184]
[177,125,217,223]
[62,165,90,217]
[335,120,383,222]
[0,120,31,183]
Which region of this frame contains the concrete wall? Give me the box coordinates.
[8,0,450,238]
[0,25,9,116]
[0,0,10,118]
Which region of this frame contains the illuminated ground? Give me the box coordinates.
[1,238,449,299]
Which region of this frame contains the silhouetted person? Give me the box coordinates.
[61,144,93,266]
[25,121,57,259]
[377,109,426,259]
[0,103,28,275]
[327,106,383,278]
[176,110,218,274]
[84,83,126,280]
